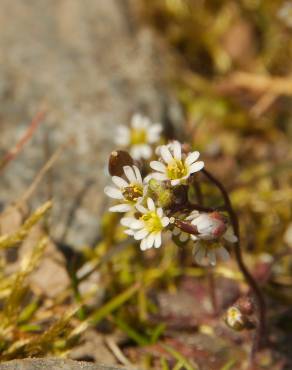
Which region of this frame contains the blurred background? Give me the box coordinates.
[0,1,292,369]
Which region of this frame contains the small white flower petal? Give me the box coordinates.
[120,217,136,227]
[161,146,173,164]
[170,179,181,186]
[179,232,189,242]
[208,250,217,266]
[112,176,128,188]
[147,197,155,211]
[217,246,230,261]
[131,146,143,160]
[134,228,149,240]
[109,204,133,212]
[161,217,170,227]
[146,232,155,249]
[194,244,206,264]
[140,238,148,251]
[151,172,168,181]
[140,144,152,159]
[154,232,162,248]
[173,227,180,236]
[104,186,123,200]
[124,229,135,236]
[188,161,204,174]
[123,166,137,183]
[136,204,148,214]
[185,151,200,165]
[223,228,238,243]
[157,208,163,217]
[150,161,166,173]
[130,220,145,229]
[133,165,143,184]
[173,141,181,160]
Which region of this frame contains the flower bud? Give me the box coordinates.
[225,306,246,331]
[108,150,134,177]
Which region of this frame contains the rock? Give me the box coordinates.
[0,0,180,247]
[0,358,132,370]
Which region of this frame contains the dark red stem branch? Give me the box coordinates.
[202,169,266,353]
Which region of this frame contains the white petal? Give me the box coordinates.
[120,217,136,227]
[124,229,135,236]
[188,161,204,174]
[179,232,189,242]
[132,113,144,129]
[171,179,181,186]
[173,227,180,236]
[191,235,199,241]
[217,246,230,261]
[136,204,148,214]
[104,186,123,200]
[109,204,132,212]
[173,141,181,160]
[112,176,128,188]
[185,151,200,165]
[151,173,168,181]
[131,146,143,160]
[133,165,143,184]
[134,228,149,240]
[157,208,163,217]
[161,146,173,164]
[150,161,166,173]
[148,123,162,135]
[194,243,206,264]
[154,233,162,248]
[147,198,155,211]
[140,145,152,159]
[140,238,148,251]
[161,217,170,227]
[208,250,217,266]
[129,220,145,229]
[123,166,136,183]
[146,232,155,249]
[223,228,238,243]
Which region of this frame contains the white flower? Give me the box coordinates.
[149,141,204,186]
[104,165,145,212]
[121,198,170,250]
[116,114,162,160]
[188,212,238,266]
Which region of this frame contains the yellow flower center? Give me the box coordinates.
[166,160,188,180]
[122,184,143,202]
[141,212,162,233]
[130,129,147,145]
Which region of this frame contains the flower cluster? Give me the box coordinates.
[105,114,237,266]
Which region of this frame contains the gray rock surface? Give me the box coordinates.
[0,358,132,370]
[0,0,179,246]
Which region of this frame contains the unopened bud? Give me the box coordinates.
[108,150,134,177]
[149,179,172,208]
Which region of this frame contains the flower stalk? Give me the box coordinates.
[202,169,267,353]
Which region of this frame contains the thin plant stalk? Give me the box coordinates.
[202,169,266,354]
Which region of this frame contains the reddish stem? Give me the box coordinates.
[202,169,266,354]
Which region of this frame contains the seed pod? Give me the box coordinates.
[108,150,134,177]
